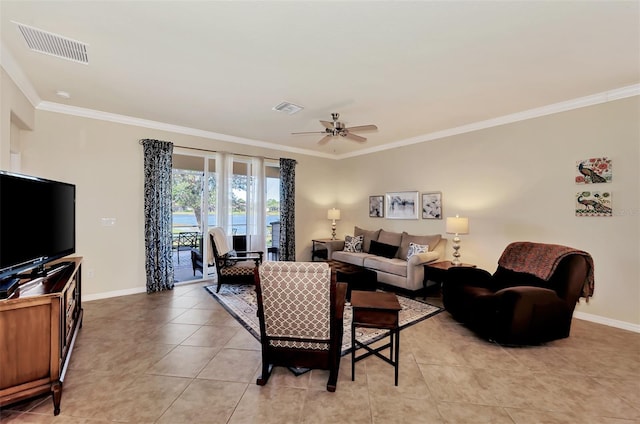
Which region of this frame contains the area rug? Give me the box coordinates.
[205,284,443,356]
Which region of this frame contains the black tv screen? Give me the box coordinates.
[0,171,76,280]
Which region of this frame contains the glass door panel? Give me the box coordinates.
[172,155,204,283]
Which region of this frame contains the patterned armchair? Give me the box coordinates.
[254,262,348,392]
[209,228,263,293]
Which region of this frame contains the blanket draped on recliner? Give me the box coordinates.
[498,242,595,300]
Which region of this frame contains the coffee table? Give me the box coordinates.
[326,260,377,301]
[350,290,402,386]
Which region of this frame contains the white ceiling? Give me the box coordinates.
[1,1,639,158]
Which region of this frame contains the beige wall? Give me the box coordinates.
[15,110,339,297]
[0,68,34,169]
[1,64,638,328]
[335,97,639,327]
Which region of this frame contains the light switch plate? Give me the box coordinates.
[101,217,116,226]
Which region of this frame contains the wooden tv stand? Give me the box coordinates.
[0,257,83,415]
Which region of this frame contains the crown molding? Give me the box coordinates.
[3,43,638,161]
[0,41,41,107]
[336,83,640,160]
[37,101,336,160]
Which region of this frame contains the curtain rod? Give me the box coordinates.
[139,139,280,161]
[175,145,280,161]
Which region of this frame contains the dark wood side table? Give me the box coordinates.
[312,238,340,261]
[350,290,402,386]
[424,261,476,293]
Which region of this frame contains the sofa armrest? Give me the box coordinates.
[408,251,440,266]
[325,240,345,260]
[492,286,570,343]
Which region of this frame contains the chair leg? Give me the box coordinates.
[216,281,222,293]
[256,363,273,386]
[326,370,338,392]
[327,352,340,392]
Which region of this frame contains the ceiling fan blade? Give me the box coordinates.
[343,132,367,143]
[317,135,332,145]
[292,131,326,135]
[345,124,377,132]
[319,120,333,129]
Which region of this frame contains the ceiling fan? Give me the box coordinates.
[292,113,378,145]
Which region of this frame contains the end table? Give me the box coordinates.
[350,290,402,386]
[424,261,476,293]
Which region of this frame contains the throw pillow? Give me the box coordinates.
[369,239,399,259]
[222,250,238,266]
[398,233,442,259]
[406,242,428,260]
[344,235,364,253]
[354,226,381,253]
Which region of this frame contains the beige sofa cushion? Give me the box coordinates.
[364,256,408,277]
[397,233,442,259]
[331,251,374,267]
[354,226,381,253]
[377,230,402,247]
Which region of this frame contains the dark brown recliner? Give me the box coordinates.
[442,242,594,345]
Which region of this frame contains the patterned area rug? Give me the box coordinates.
[205,284,443,356]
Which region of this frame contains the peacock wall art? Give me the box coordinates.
[576,191,612,217]
[575,157,612,184]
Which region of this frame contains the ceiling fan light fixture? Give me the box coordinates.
[272,101,304,115]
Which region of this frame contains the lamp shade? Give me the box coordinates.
[446,216,469,234]
[327,208,341,220]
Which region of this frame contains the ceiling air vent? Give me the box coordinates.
[272,101,304,115]
[14,22,88,64]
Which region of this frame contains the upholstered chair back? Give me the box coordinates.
[258,262,332,350]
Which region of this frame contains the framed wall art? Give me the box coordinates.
[421,192,442,219]
[369,195,384,218]
[576,191,612,217]
[385,191,419,219]
[576,157,612,184]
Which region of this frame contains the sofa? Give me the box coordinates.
[324,226,446,294]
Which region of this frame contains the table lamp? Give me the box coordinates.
[327,208,341,240]
[446,215,469,266]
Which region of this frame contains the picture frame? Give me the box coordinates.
[385,191,419,219]
[369,195,384,218]
[421,192,442,219]
[576,191,612,217]
[575,157,612,184]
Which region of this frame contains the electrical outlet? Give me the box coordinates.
[101,218,116,226]
[86,269,95,278]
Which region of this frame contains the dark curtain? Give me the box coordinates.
[279,158,297,261]
[142,139,174,293]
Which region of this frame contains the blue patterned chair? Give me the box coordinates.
[254,262,347,392]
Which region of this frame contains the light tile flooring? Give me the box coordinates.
[1,281,639,423]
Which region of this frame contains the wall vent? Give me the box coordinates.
[14,22,89,64]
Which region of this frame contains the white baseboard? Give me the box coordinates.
[574,311,640,334]
[82,286,147,302]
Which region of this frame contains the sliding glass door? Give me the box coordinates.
[172,154,208,283]
[172,151,279,283]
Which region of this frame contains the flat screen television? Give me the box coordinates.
[0,171,76,284]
